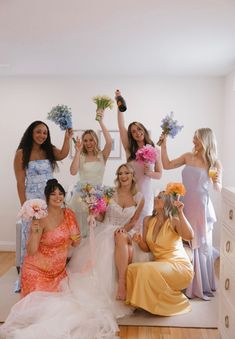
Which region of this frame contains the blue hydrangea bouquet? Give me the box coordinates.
[47,104,73,130]
[157,112,183,146]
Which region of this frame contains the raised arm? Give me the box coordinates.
[98,113,112,162]
[53,129,73,161]
[160,134,187,169]
[14,150,26,205]
[70,138,82,175]
[116,90,129,152]
[172,200,194,241]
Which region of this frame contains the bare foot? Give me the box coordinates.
[116,279,126,301]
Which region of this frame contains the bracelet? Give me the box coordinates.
[31,226,42,233]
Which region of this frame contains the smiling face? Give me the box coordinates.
[32,123,48,145]
[48,188,65,208]
[117,165,134,188]
[130,123,145,142]
[82,132,97,153]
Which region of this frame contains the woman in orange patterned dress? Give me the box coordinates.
[21,179,81,297]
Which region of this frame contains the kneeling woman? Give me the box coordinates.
[126,191,194,316]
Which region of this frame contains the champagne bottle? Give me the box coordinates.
[116,94,127,112]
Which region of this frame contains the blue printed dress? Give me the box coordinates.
[16,160,53,291]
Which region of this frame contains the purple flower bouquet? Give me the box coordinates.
[157,112,183,146]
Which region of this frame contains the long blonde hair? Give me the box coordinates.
[114,163,138,195]
[194,128,218,168]
[81,130,100,155]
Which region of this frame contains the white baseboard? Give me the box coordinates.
[0,241,16,251]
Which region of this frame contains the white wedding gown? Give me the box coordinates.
[0,194,145,339]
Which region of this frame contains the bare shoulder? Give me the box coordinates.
[15,149,23,159]
[14,149,23,165]
[184,152,194,161]
[143,215,152,225]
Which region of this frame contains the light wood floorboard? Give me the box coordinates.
[0,252,220,338]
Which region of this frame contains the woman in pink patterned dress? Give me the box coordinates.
[21,179,81,297]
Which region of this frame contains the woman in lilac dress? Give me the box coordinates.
[14,120,73,291]
[159,128,222,300]
[116,90,162,229]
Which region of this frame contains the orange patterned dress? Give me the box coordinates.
[21,208,80,297]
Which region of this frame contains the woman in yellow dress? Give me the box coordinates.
[126,191,194,316]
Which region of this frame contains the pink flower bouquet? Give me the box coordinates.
[18,199,48,221]
[136,144,159,164]
[77,184,115,215]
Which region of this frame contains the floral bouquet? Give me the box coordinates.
[76,183,115,215]
[18,199,48,221]
[47,104,73,131]
[136,144,159,164]
[157,112,183,146]
[92,95,114,122]
[165,183,186,215]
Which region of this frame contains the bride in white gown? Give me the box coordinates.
[0,164,144,339]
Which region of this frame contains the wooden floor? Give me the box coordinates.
[0,251,220,339]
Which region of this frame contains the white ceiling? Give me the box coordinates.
[1,0,235,76]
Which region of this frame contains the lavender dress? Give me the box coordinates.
[182,165,216,300]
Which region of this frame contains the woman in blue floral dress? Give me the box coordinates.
[14,120,73,291]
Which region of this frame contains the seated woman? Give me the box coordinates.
[0,168,142,338]
[126,191,194,316]
[68,163,144,315]
[21,178,81,297]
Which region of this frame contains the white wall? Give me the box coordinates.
[0,75,224,250]
[222,71,235,187]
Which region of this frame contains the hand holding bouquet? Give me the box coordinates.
[47,104,73,130]
[136,144,159,164]
[157,112,183,146]
[18,199,48,221]
[76,183,115,215]
[92,95,114,122]
[165,183,186,215]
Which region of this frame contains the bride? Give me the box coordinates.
[0,164,144,339]
[68,163,144,305]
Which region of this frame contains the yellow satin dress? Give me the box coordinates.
[126,217,194,316]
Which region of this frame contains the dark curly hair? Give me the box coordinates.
[17,121,57,170]
[127,122,154,161]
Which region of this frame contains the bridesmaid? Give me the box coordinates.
[126,192,194,315]
[116,89,162,229]
[159,128,222,300]
[14,120,72,291]
[21,179,80,297]
[68,111,112,237]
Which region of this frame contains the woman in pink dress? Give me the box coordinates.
[116,90,162,228]
[21,179,81,297]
